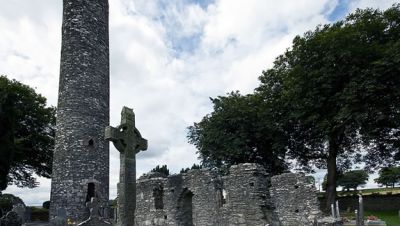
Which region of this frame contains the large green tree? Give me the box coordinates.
[188,92,287,175]
[0,75,55,190]
[257,5,400,207]
[374,166,400,188]
[337,170,369,191]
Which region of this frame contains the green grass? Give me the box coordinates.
[365,210,400,226]
[318,187,400,197]
[343,210,400,226]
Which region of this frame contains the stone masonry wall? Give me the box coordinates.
[50,0,110,223]
[270,173,321,226]
[219,164,279,226]
[134,164,322,226]
[134,163,284,226]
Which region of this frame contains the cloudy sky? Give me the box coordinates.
[1,0,398,205]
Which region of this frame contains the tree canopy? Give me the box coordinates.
[0,75,55,190]
[188,92,287,175]
[150,165,170,176]
[374,166,400,188]
[256,5,400,206]
[188,4,400,207]
[337,170,369,191]
[180,163,202,173]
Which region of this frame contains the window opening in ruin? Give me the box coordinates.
[217,188,226,207]
[164,215,167,219]
[294,185,299,189]
[176,188,194,226]
[249,182,255,186]
[153,186,164,210]
[295,209,299,213]
[222,189,227,205]
[88,139,94,146]
[86,183,95,203]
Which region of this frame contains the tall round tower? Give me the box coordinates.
[50,0,109,222]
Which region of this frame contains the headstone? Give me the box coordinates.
[355,210,359,226]
[335,201,340,219]
[12,204,25,224]
[50,207,67,226]
[0,211,22,226]
[315,216,343,226]
[365,220,386,226]
[105,106,148,226]
[113,207,118,223]
[359,195,364,226]
[331,203,336,218]
[25,207,32,223]
[78,198,111,226]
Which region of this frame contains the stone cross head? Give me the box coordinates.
[105,106,147,154]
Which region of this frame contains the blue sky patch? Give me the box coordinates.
[328,0,350,21]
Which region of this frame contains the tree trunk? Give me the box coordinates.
[325,134,339,211]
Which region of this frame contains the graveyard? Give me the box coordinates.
[1,0,400,226]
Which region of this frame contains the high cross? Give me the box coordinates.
[105,106,147,226]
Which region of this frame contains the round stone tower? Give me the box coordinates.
[49,0,109,222]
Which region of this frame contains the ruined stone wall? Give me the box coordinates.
[135,163,278,226]
[270,173,321,226]
[219,164,279,226]
[50,0,110,222]
[134,164,322,226]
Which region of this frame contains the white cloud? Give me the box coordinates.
[349,0,398,12]
[1,0,396,205]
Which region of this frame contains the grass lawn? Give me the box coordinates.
[343,210,400,226]
[365,210,400,226]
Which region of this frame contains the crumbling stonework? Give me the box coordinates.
[135,163,282,226]
[50,0,110,223]
[134,164,322,226]
[270,173,321,226]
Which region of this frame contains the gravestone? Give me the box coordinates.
[12,204,25,224]
[25,207,32,223]
[105,106,148,226]
[78,198,111,226]
[0,211,22,226]
[358,195,364,226]
[51,208,67,226]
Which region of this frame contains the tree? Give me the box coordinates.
[0,76,55,190]
[187,92,287,175]
[42,201,50,209]
[257,5,400,207]
[150,165,170,176]
[180,163,202,173]
[337,170,369,191]
[374,166,400,188]
[0,194,24,217]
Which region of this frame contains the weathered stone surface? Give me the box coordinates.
[135,163,279,226]
[106,107,147,226]
[12,205,25,224]
[270,173,322,226]
[316,217,343,226]
[0,211,22,226]
[50,208,67,226]
[49,0,110,223]
[78,198,111,226]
